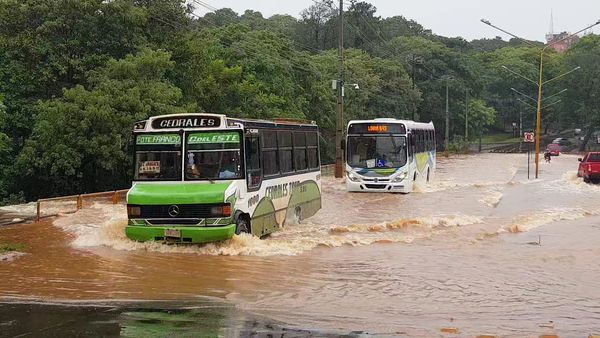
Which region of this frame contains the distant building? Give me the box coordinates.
[546,32,580,53]
[545,11,581,53]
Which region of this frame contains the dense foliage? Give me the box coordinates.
[0,0,598,202]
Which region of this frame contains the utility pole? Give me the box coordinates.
[412,56,417,121]
[519,110,523,137]
[445,80,450,151]
[464,89,469,140]
[334,0,344,178]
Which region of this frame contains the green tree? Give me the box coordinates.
[560,35,600,150]
[202,8,239,27]
[296,0,336,51]
[0,0,149,145]
[461,99,497,141]
[0,96,20,204]
[17,49,191,199]
[380,16,429,40]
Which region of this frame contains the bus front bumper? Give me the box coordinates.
[125,223,236,244]
[346,180,408,193]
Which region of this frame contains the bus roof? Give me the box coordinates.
[228,117,317,129]
[347,118,434,131]
[134,113,318,132]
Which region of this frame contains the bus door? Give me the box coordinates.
[408,132,415,163]
[245,131,262,191]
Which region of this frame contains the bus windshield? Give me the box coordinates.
[185,131,243,180]
[347,135,407,169]
[134,133,182,181]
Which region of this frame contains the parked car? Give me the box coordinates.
[552,137,572,146]
[546,143,561,156]
[578,152,600,183]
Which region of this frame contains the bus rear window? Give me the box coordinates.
[134,133,182,181]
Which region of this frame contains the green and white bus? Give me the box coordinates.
[345,118,435,193]
[126,114,322,243]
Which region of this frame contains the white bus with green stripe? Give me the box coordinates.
[345,118,435,193]
[126,114,322,243]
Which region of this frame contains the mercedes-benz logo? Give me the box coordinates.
[168,205,180,217]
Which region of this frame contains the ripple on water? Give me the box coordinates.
[503,207,594,233]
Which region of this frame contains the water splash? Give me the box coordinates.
[504,207,593,233]
[51,203,486,257]
[479,189,503,208]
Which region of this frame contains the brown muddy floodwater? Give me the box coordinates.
[2,153,600,337]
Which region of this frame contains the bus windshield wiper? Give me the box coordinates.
[188,170,215,184]
[198,174,215,184]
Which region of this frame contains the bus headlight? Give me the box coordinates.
[392,172,407,182]
[347,172,360,182]
[211,204,232,217]
[127,206,141,217]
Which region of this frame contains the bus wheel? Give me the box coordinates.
[235,214,250,235]
[294,206,302,221]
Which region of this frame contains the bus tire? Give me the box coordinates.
[294,206,302,221]
[235,214,251,235]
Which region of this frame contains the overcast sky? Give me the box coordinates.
[195,0,599,42]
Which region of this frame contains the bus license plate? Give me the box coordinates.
[164,229,181,239]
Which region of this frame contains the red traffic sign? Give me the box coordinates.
[524,132,535,143]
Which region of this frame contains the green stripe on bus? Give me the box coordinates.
[136,134,181,145]
[187,132,240,144]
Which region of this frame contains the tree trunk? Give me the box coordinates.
[580,127,594,152]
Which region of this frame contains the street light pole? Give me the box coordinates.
[334,0,344,178]
[445,81,449,150]
[481,18,600,178]
[534,50,544,178]
[465,89,469,140]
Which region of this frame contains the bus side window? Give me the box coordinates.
[408,133,414,158]
[426,130,431,151]
[307,131,319,170]
[245,135,262,190]
[262,130,280,177]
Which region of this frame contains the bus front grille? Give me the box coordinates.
[364,184,387,189]
[146,219,202,226]
[133,204,227,219]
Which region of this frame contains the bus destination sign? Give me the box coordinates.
[152,115,222,129]
[367,125,388,133]
[348,123,406,134]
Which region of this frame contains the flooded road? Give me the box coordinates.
[2,153,600,337]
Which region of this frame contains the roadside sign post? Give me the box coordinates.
[528,143,531,180]
[524,132,535,179]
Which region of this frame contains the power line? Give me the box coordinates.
[354,8,389,47]
[151,15,187,30]
[189,0,218,12]
[151,16,182,30]
[345,21,395,59]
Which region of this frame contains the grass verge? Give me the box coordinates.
[481,133,520,144]
[0,243,26,254]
